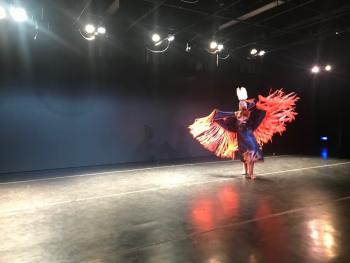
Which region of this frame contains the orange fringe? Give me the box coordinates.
[188,89,299,159]
[254,90,299,145]
[188,110,238,159]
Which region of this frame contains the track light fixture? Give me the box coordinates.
[186,42,191,52]
[209,40,224,53]
[79,23,107,41]
[250,48,266,57]
[147,32,175,53]
[310,64,333,74]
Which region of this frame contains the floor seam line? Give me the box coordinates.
[0,162,350,216]
[0,155,291,185]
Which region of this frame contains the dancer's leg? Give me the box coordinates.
[248,162,256,179]
[242,162,248,175]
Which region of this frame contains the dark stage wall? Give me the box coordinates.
[0,45,348,174]
[0,84,209,173]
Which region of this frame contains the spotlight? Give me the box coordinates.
[320,136,328,141]
[186,42,191,52]
[9,7,27,22]
[152,33,161,42]
[311,65,320,74]
[97,26,106,34]
[217,44,224,51]
[210,41,218,49]
[0,6,6,19]
[250,48,258,55]
[325,65,332,71]
[258,50,265,56]
[168,35,175,42]
[85,24,96,34]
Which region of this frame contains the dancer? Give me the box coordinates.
[189,87,299,179]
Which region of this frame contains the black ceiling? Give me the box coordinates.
[1,0,350,68]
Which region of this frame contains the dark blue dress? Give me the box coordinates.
[214,101,266,162]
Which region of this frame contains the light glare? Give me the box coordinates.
[85,24,96,34]
[218,44,224,51]
[0,6,6,19]
[250,48,258,55]
[152,33,161,42]
[9,7,28,22]
[325,65,332,71]
[258,50,265,56]
[210,41,218,49]
[311,66,320,73]
[97,26,106,34]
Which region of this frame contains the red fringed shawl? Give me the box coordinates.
[188,89,299,159]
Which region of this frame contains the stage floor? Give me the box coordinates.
[1,155,350,262]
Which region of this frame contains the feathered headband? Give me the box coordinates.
[236,86,248,101]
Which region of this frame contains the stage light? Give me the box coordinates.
[311,66,320,74]
[250,48,258,55]
[85,24,96,34]
[9,7,27,22]
[186,42,191,52]
[0,6,6,19]
[97,26,106,34]
[168,35,175,42]
[325,65,332,71]
[258,50,265,56]
[217,44,224,51]
[210,41,218,49]
[320,136,328,141]
[152,33,161,42]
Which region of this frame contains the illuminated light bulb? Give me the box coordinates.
[97,26,106,34]
[152,33,161,42]
[210,41,218,49]
[250,48,258,55]
[85,24,96,34]
[9,7,27,22]
[325,65,332,71]
[311,66,320,73]
[258,50,265,56]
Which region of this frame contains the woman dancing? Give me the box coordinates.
[189,87,299,179]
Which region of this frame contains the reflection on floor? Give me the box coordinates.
[1,156,350,262]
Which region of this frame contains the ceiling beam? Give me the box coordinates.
[218,0,286,31]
